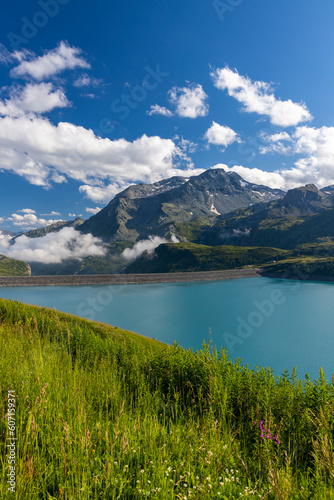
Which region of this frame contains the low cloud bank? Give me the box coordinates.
[219,228,251,240]
[0,227,106,264]
[0,231,12,250]
[122,235,179,261]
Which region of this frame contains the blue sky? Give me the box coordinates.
[1,0,334,231]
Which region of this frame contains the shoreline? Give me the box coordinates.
[0,268,261,287]
[261,271,334,283]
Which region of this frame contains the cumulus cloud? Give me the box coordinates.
[0,227,106,264]
[211,67,312,127]
[18,208,35,214]
[0,231,12,250]
[122,235,179,261]
[147,104,174,117]
[204,121,241,148]
[176,137,198,154]
[40,211,61,216]
[10,41,90,80]
[0,114,199,201]
[86,206,102,215]
[219,228,251,241]
[0,83,69,117]
[6,212,62,227]
[73,73,103,88]
[168,83,209,118]
[0,44,12,64]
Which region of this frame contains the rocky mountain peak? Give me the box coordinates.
[280,184,330,208]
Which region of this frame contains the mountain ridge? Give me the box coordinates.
[80,168,284,242]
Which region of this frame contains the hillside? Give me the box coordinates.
[19,217,85,239]
[125,242,289,273]
[80,169,284,242]
[0,255,31,276]
[1,298,334,498]
[201,184,334,249]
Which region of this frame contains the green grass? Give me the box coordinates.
[0,255,30,276]
[263,256,334,278]
[125,242,290,273]
[1,299,334,499]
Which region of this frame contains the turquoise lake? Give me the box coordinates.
[1,276,333,381]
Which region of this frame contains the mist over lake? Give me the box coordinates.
[1,276,333,380]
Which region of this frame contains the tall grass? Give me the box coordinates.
[0,298,334,499]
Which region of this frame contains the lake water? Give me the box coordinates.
[1,277,334,381]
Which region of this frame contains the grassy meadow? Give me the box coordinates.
[1,298,334,499]
[0,256,31,277]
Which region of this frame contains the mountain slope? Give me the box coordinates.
[0,255,31,276]
[201,184,334,249]
[20,217,85,239]
[125,242,289,273]
[80,169,284,242]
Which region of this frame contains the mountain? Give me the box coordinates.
[0,255,31,276]
[80,169,284,242]
[321,185,334,195]
[201,184,334,249]
[0,229,18,237]
[19,217,85,239]
[125,242,289,274]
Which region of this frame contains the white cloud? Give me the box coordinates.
[204,121,241,148]
[0,114,198,200]
[40,211,61,216]
[0,44,12,64]
[214,123,334,191]
[122,236,168,260]
[122,235,180,261]
[73,73,103,88]
[0,231,11,250]
[18,208,36,214]
[168,83,209,118]
[79,183,128,203]
[6,212,62,228]
[147,105,174,117]
[216,164,289,190]
[10,41,90,80]
[211,67,312,127]
[256,126,334,188]
[86,207,102,215]
[0,227,106,264]
[0,83,69,117]
[264,131,293,143]
[177,137,198,154]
